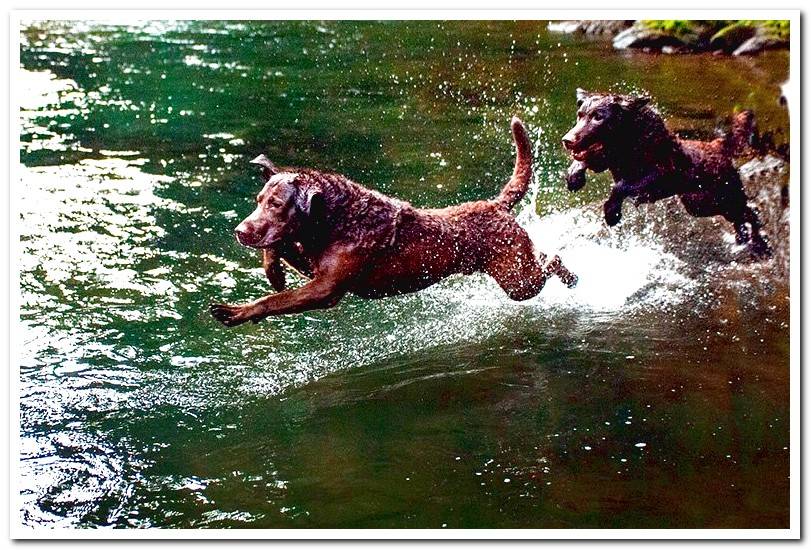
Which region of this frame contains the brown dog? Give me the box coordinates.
[210,117,577,327]
[561,89,771,258]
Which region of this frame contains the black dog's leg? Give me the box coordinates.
[725,205,772,258]
[733,222,750,245]
[604,172,664,226]
[743,206,772,258]
[566,160,587,191]
[603,187,626,227]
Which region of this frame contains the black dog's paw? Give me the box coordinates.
[734,227,750,245]
[210,303,252,327]
[632,194,647,207]
[566,162,587,192]
[749,238,773,260]
[603,201,622,227]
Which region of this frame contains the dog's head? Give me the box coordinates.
[562,89,650,162]
[234,167,323,249]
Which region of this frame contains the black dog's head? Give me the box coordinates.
[234,162,324,249]
[562,89,650,162]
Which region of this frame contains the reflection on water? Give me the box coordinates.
[18,20,789,528]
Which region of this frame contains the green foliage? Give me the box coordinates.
[640,20,729,38]
[641,19,790,42]
[749,19,790,39]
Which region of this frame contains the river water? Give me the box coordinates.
[17,20,790,529]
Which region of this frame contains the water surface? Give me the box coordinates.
[18,20,790,529]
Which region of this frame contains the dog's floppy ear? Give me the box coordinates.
[624,95,651,111]
[296,187,325,219]
[576,88,589,107]
[250,154,278,181]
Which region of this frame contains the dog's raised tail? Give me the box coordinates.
[724,109,757,157]
[495,116,533,210]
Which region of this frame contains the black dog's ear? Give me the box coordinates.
[250,154,278,181]
[297,188,325,219]
[624,96,651,111]
[576,88,589,107]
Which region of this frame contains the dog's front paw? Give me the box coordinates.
[210,303,255,327]
[566,162,587,192]
[603,201,622,227]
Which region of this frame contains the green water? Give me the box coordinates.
[18,20,790,529]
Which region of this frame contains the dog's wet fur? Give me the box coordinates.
[211,117,577,327]
[561,89,771,258]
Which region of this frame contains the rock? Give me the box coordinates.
[733,34,790,56]
[738,154,788,180]
[613,26,687,51]
[583,20,633,36]
[547,21,583,34]
[709,23,757,53]
[661,45,690,54]
[548,20,632,36]
[551,19,789,56]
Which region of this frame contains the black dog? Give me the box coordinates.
[562,89,771,258]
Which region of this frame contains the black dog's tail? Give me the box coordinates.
[723,109,757,157]
[494,117,533,210]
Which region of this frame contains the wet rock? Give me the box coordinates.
[547,21,582,34]
[739,155,790,277]
[709,23,757,53]
[661,45,691,55]
[733,34,790,56]
[738,154,788,181]
[612,20,789,55]
[613,26,689,51]
[548,20,632,36]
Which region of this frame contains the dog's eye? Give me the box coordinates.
[592,112,604,122]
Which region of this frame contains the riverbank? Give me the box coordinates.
[548,20,790,56]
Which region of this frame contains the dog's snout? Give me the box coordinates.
[561,128,580,150]
[234,223,254,246]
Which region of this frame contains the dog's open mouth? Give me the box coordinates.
[236,230,280,249]
[571,142,605,162]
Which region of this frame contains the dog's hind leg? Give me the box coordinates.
[733,222,750,245]
[485,233,577,301]
[742,205,772,258]
[724,205,772,258]
[722,209,750,245]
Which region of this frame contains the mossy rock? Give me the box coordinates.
[614,25,690,51]
[709,23,757,52]
[617,20,728,51]
[750,19,790,40]
[733,34,790,56]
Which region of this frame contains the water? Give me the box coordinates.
[17,20,790,529]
